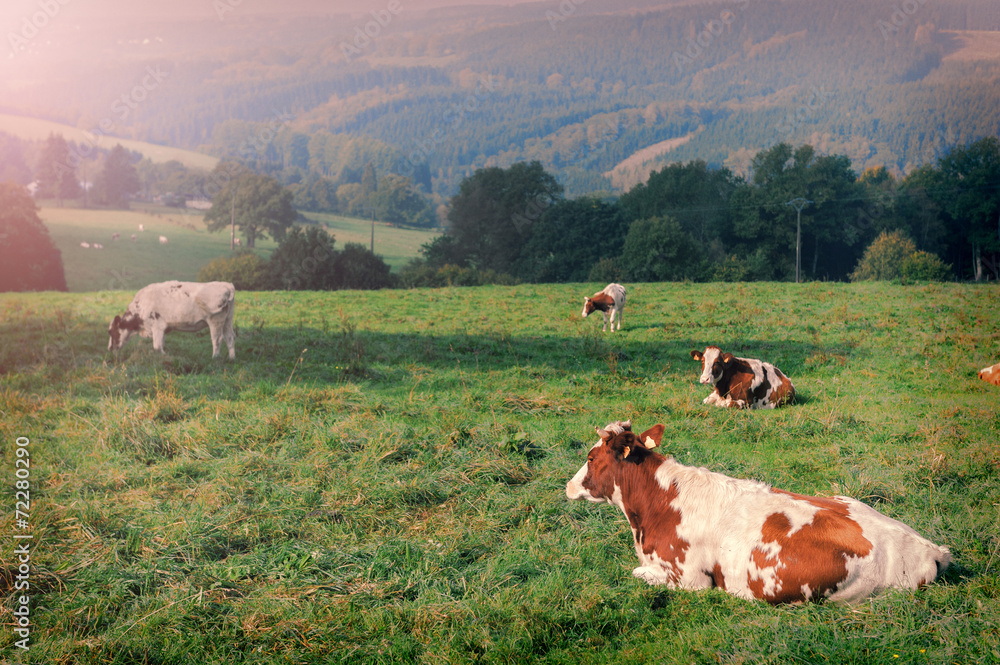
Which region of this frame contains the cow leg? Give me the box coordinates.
[224,322,236,360]
[151,328,167,354]
[208,322,222,358]
[602,312,609,332]
[632,566,673,585]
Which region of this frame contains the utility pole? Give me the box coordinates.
[230,184,238,251]
[785,198,812,283]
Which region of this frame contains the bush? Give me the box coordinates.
[587,257,624,284]
[197,251,271,290]
[398,260,517,288]
[900,250,951,282]
[851,230,950,282]
[334,243,397,290]
[267,226,338,290]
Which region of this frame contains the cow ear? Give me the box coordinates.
[608,431,637,460]
[595,426,612,442]
[638,424,665,449]
[112,315,121,326]
[690,350,703,361]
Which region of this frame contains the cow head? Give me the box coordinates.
[108,313,142,351]
[566,421,665,503]
[581,297,595,318]
[691,346,733,385]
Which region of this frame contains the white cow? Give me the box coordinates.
[159,236,168,244]
[108,281,236,359]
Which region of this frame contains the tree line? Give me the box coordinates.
[415,138,1000,284]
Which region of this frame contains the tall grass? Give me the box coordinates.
[1,282,998,664]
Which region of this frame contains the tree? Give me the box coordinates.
[370,174,434,228]
[515,197,626,282]
[620,216,702,282]
[933,137,1000,280]
[34,133,82,206]
[426,161,563,274]
[267,225,338,290]
[95,144,141,207]
[0,133,32,184]
[204,166,296,248]
[0,183,67,291]
[334,243,396,290]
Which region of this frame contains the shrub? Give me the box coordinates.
[398,260,517,288]
[901,250,950,282]
[851,230,950,282]
[334,243,397,290]
[267,226,338,290]
[587,257,624,284]
[197,251,271,290]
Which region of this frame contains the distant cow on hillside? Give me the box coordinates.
[979,362,1000,386]
[691,346,795,409]
[566,420,951,604]
[108,281,236,359]
[582,283,626,332]
[80,242,90,249]
[159,236,168,244]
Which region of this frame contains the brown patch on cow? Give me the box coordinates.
[714,358,756,407]
[710,562,727,590]
[747,495,873,604]
[585,292,615,314]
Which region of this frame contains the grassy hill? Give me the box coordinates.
[0,113,219,171]
[41,206,439,291]
[1,281,998,663]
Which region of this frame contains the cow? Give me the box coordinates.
[159,236,168,244]
[565,420,951,604]
[80,242,90,249]
[691,346,795,409]
[582,283,626,332]
[139,224,144,232]
[978,362,1000,386]
[131,234,137,241]
[234,238,241,246]
[111,233,120,241]
[108,281,236,359]
[92,243,104,249]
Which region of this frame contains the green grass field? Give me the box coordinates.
[1,282,998,664]
[41,207,439,292]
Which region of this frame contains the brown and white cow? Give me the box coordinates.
[582,283,626,332]
[566,421,951,604]
[978,362,1000,386]
[691,346,795,409]
[108,281,236,359]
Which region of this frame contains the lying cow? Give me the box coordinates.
[582,283,626,332]
[108,281,236,359]
[691,346,795,409]
[566,420,951,604]
[978,362,1000,386]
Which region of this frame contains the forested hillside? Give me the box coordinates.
[1,0,998,198]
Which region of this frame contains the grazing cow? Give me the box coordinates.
[93,243,103,249]
[159,235,168,244]
[582,283,626,332]
[234,238,241,246]
[111,233,120,241]
[80,242,90,249]
[979,362,1000,386]
[566,420,951,604]
[691,346,795,409]
[139,224,144,232]
[108,281,236,359]
[131,234,137,241]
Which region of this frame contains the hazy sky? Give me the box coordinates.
[1,0,545,24]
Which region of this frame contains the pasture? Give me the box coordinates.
[0,281,998,664]
[40,207,438,292]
